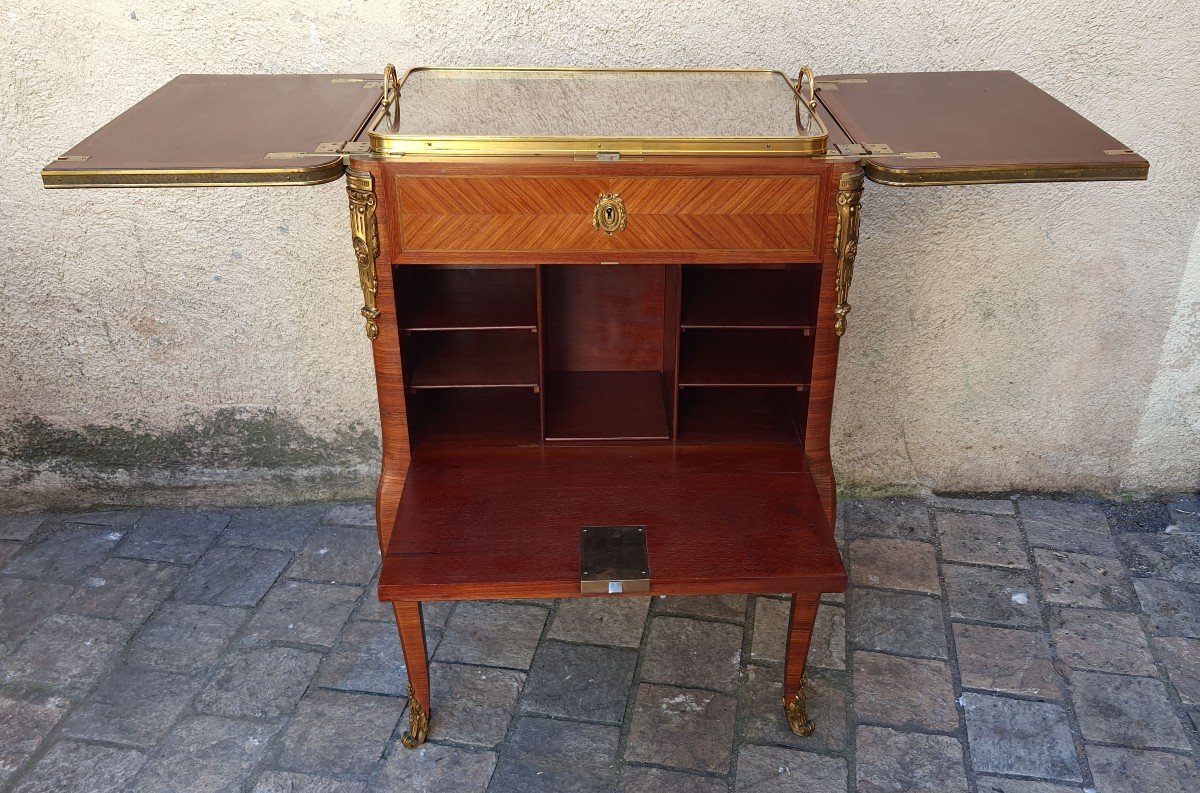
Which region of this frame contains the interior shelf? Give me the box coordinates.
[395,266,537,330]
[677,387,806,444]
[409,388,541,447]
[681,266,818,329]
[679,329,812,387]
[406,330,539,389]
[544,371,670,441]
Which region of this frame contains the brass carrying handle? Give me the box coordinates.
[382,63,400,111]
[798,65,817,110]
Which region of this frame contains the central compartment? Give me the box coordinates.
[542,265,679,441]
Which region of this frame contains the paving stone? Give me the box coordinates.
[848,588,946,659]
[67,509,144,528]
[318,620,410,696]
[1134,578,1200,637]
[943,563,1043,627]
[953,623,1061,698]
[522,640,636,723]
[937,511,1029,568]
[434,600,547,670]
[0,688,71,786]
[369,742,495,793]
[643,616,742,693]
[1168,495,1200,532]
[961,692,1081,781]
[350,576,393,622]
[119,509,230,564]
[220,505,327,551]
[1049,607,1157,676]
[63,664,202,748]
[130,715,282,793]
[855,725,968,793]
[1153,636,1200,704]
[196,646,321,719]
[0,540,19,570]
[751,596,789,662]
[254,771,366,792]
[653,594,748,621]
[422,599,454,628]
[1103,501,1171,533]
[739,665,848,753]
[277,691,400,774]
[929,495,1016,515]
[287,526,379,585]
[851,651,959,732]
[1020,499,1116,555]
[626,683,737,773]
[3,614,132,692]
[426,662,523,748]
[619,767,728,793]
[734,744,847,792]
[127,603,245,673]
[325,503,376,527]
[548,597,650,647]
[0,577,73,652]
[1035,550,1138,609]
[2,525,122,580]
[843,498,932,540]
[491,716,619,793]
[808,602,847,670]
[975,778,1082,793]
[65,557,185,622]
[849,538,940,594]
[173,546,290,606]
[1121,531,1200,584]
[244,580,359,648]
[0,513,44,541]
[1069,670,1189,749]
[12,741,146,793]
[1086,745,1200,792]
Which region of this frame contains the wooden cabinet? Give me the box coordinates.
[43,64,1147,752]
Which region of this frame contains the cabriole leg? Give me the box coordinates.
[393,601,431,748]
[782,592,821,736]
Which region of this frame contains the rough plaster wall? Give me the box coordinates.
[0,0,1197,508]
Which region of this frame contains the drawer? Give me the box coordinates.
[392,175,823,262]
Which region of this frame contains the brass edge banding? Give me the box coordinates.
[41,161,347,189]
[834,169,864,337]
[863,160,1149,187]
[346,168,381,340]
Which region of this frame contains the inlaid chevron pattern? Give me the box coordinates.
[395,176,820,254]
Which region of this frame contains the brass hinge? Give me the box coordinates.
[817,143,940,160]
[1105,148,1136,156]
[265,142,371,160]
[56,155,91,162]
[814,78,869,91]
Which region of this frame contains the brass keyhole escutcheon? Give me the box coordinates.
[593,192,627,235]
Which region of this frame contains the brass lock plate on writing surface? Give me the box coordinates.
[593,193,627,235]
[580,526,650,593]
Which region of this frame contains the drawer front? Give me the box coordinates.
[394,175,822,261]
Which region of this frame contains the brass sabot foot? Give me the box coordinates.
[784,678,815,737]
[400,684,430,749]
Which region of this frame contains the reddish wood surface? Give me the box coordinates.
[44,74,381,186]
[409,388,541,448]
[378,444,846,601]
[404,330,539,389]
[392,602,430,713]
[394,266,537,330]
[681,266,818,329]
[544,371,670,441]
[817,71,1148,184]
[679,329,813,388]
[677,387,806,445]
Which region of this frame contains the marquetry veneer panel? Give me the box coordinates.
[394,176,821,259]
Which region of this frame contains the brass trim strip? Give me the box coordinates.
[346,168,381,340]
[863,160,1149,187]
[41,161,347,189]
[834,170,864,337]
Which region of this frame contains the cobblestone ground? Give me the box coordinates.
[1,495,1198,791]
